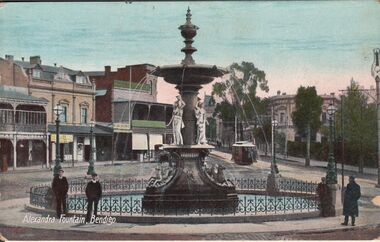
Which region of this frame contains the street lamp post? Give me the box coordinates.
[87,120,96,175]
[271,119,279,174]
[53,105,63,175]
[372,48,380,187]
[267,109,279,194]
[326,103,337,184]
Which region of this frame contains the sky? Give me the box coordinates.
[0,1,379,104]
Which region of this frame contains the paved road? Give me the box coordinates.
[0,161,157,201]
[2,224,380,240]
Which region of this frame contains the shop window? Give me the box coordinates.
[64,142,73,155]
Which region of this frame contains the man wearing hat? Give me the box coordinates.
[52,169,69,218]
[342,176,361,226]
[85,173,102,223]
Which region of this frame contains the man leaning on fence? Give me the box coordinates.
[52,169,69,218]
[85,173,102,223]
[316,177,333,217]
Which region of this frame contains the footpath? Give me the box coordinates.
[0,150,379,240]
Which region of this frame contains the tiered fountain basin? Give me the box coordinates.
[153,64,227,86]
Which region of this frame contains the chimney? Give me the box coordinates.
[105,66,111,74]
[277,90,281,95]
[30,56,41,65]
[5,55,14,62]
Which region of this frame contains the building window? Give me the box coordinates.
[32,69,41,79]
[80,107,88,124]
[280,113,285,123]
[59,106,68,123]
[322,112,327,124]
[76,75,85,84]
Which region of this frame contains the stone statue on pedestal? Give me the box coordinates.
[167,95,185,145]
[195,99,208,145]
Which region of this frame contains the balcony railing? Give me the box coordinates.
[132,120,166,129]
[0,109,46,132]
[113,80,151,92]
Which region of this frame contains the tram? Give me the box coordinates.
[232,141,257,165]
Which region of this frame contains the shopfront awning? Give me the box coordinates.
[149,134,163,148]
[132,133,148,150]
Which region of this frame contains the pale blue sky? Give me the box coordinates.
[1,1,379,103]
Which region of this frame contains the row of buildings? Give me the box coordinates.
[0,55,172,170]
[204,91,340,149]
[0,54,370,170]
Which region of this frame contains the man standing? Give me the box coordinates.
[316,177,331,217]
[342,176,361,226]
[52,169,69,218]
[85,173,102,223]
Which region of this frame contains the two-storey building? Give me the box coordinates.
[270,90,338,143]
[0,56,48,170]
[10,55,107,164]
[87,64,173,161]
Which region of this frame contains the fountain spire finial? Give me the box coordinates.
[179,7,199,65]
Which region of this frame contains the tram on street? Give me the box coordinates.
[232,141,258,165]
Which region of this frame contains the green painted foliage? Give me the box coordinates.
[292,86,323,136]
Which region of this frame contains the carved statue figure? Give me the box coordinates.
[194,99,208,144]
[204,163,227,185]
[148,165,175,188]
[167,95,185,145]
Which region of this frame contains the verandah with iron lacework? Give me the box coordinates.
[30,177,319,216]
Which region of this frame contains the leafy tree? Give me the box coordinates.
[212,61,269,143]
[291,86,323,166]
[336,81,377,173]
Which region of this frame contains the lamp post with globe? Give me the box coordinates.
[53,105,64,175]
[326,103,337,185]
[271,119,279,174]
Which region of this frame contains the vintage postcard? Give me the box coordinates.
[0,0,380,241]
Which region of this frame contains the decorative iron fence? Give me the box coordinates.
[29,184,52,209]
[68,178,150,194]
[66,177,317,195]
[65,193,318,217]
[30,177,319,216]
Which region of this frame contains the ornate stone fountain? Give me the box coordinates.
[142,8,238,209]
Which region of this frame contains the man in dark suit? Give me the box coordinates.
[342,176,361,226]
[85,173,102,223]
[52,169,69,218]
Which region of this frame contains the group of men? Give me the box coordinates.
[52,169,102,223]
[317,175,361,226]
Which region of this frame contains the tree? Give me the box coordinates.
[212,61,269,144]
[292,86,323,166]
[336,81,377,173]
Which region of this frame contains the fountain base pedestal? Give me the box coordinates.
[142,145,238,209]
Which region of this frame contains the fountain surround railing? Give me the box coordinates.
[29,177,319,217]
